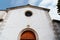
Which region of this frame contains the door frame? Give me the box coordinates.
[18,28,39,40]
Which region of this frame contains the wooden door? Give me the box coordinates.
[20,30,36,40]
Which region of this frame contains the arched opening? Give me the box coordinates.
[20,30,36,40]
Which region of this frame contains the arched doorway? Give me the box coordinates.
[20,30,36,40]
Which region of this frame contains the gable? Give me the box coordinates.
[0,4,55,40]
[7,4,50,12]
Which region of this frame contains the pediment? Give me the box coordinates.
[7,4,50,12]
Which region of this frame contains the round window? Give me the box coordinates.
[25,11,32,17]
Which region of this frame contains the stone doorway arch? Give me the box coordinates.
[19,28,38,40]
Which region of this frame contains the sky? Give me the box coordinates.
[0,0,60,20]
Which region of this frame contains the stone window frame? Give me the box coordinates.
[25,10,33,17]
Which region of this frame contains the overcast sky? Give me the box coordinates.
[0,0,60,20]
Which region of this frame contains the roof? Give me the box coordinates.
[6,4,50,12]
[52,19,60,23]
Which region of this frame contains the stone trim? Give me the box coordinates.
[18,28,39,40]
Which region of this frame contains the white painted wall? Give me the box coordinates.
[0,7,55,40]
[0,11,7,19]
[0,11,7,31]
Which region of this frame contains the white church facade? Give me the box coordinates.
[0,4,55,40]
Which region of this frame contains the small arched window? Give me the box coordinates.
[0,19,3,22]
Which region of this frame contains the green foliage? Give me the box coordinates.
[57,0,60,13]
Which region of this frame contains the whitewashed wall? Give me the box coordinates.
[0,11,7,19]
[0,11,7,32]
[0,7,55,40]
